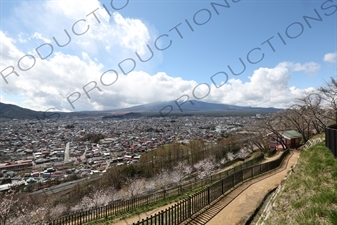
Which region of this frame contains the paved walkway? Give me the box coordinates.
[109,154,264,225]
[108,151,299,225]
[184,150,299,225]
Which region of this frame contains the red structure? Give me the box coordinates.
[268,130,302,150]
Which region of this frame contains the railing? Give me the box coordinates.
[49,154,264,225]
[177,154,264,194]
[132,150,290,225]
[325,124,337,157]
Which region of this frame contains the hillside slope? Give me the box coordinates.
[257,142,337,225]
[0,102,44,119]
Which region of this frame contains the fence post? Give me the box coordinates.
[221,179,224,194]
[160,210,163,223]
[188,197,192,217]
[207,187,211,204]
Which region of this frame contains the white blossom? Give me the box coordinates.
[126,177,145,199]
[194,156,216,179]
[227,152,236,161]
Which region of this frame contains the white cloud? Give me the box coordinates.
[0,30,317,112]
[0,31,24,64]
[111,12,150,55]
[5,0,151,62]
[277,61,320,73]
[56,62,316,111]
[0,1,319,112]
[323,52,337,63]
[0,0,155,111]
[31,32,51,43]
[205,62,315,108]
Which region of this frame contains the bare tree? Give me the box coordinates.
[284,106,312,143]
[4,195,65,225]
[319,77,337,124]
[125,177,145,199]
[0,191,18,225]
[155,169,173,191]
[298,92,327,132]
[261,114,289,150]
[242,119,270,154]
[170,161,193,184]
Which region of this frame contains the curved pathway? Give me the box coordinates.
[184,150,300,225]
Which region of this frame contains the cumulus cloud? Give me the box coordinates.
[1,28,193,111]
[0,1,319,112]
[0,28,318,112]
[4,0,151,62]
[0,0,154,111]
[111,12,150,55]
[277,61,320,74]
[323,52,337,63]
[0,31,24,65]
[204,62,315,108]
[77,61,316,111]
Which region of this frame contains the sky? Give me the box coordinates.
[0,0,336,112]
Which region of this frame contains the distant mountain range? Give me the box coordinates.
[0,101,281,119]
[111,100,279,113]
[0,102,81,120]
[0,102,46,119]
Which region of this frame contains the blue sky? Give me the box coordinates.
[0,0,336,112]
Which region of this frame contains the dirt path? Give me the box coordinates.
[203,150,300,225]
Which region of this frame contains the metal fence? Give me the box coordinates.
[325,124,337,158]
[49,154,264,225]
[133,150,290,225]
[177,154,264,194]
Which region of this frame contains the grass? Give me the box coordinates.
[80,153,265,224]
[259,142,337,225]
[84,185,207,225]
[88,155,264,225]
